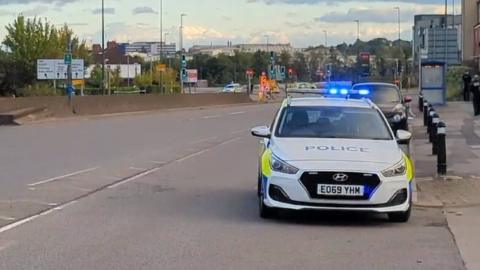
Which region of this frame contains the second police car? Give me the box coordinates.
[251,90,415,222]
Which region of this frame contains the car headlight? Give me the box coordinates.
[382,159,406,177]
[271,154,299,175]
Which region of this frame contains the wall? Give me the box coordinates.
[0,93,252,118]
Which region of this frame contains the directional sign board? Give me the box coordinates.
[37,59,85,80]
[37,60,56,80]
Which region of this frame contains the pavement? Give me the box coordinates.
[0,98,470,269]
[411,98,480,270]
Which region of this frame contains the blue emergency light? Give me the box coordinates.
[329,88,338,95]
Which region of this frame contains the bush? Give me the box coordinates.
[446,66,470,101]
[17,83,61,97]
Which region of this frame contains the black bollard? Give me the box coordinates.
[419,95,424,112]
[423,101,429,127]
[437,122,447,175]
[427,108,435,139]
[432,114,440,155]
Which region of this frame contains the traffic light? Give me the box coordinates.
[280,66,286,80]
[269,65,275,77]
[270,51,275,62]
[181,68,188,81]
[181,55,187,68]
[288,68,293,78]
[358,52,370,77]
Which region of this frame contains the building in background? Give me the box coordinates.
[462,0,480,68]
[122,42,176,58]
[188,43,301,57]
[413,14,462,70]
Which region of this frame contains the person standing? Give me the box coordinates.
[463,71,472,102]
[471,74,480,116]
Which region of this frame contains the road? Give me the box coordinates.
[0,102,466,269]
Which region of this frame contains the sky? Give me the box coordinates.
[0,0,458,48]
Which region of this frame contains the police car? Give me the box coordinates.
[251,90,414,222]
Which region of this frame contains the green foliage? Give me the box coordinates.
[17,83,60,97]
[446,66,471,101]
[88,65,103,88]
[0,15,89,95]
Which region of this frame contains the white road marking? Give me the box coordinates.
[107,167,161,189]
[0,241,15,252]
[189,136,218,145]
[228,111,246,115]
[176,149,210,163]
[0,200,57,206]
[0,201,78,235]
[150,161,167,165]
[231,129,247,135]
[129,167,147,171]
[470,145,480,149]
[216,137,242,147]
[28,167,100,187]
[0,216,15,221]
[202,115,221,119]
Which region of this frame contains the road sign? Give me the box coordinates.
[37,59,85,80]
[185,69,198,83]
[64,53,72,65]
[37,59,56,80]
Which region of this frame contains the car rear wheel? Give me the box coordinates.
[388,204,411,223]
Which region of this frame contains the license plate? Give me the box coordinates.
[317,184,364,196]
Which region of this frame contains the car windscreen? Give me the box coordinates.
[275,106,393,140]
[351,85,401,103]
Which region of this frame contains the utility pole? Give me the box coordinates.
[101,0,105,95]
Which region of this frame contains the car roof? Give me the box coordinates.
[285,97,374,109]
[353,82,398,88]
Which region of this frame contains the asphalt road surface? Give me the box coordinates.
[0,102,466,270]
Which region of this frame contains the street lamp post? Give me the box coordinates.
[180,13,186,94]
[101,0,105,95]
[264,35,269,52]
[126,54,130,88]
[394,7,402,90]
[323,30,328,47]
[159,0,163,93]
[354,20,360,42]
[444,0,448,64]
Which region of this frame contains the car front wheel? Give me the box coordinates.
[388,204,411,223]
[259,194,276,219]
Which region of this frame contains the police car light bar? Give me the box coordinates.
[286,88,370,96]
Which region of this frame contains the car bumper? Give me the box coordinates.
[262,172,411,213]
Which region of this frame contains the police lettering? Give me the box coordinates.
[305,146,370,152]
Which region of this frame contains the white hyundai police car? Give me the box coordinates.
[251,92,414,222]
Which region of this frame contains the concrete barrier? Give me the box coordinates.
[0,93,252,120]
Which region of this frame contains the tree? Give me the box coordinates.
[278,51,291,67]
[88,65,103,87]
[292,52,308,81]
[1,15,89,92]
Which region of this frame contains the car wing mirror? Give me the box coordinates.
[396,130,412,144]
[251,126,271,139]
